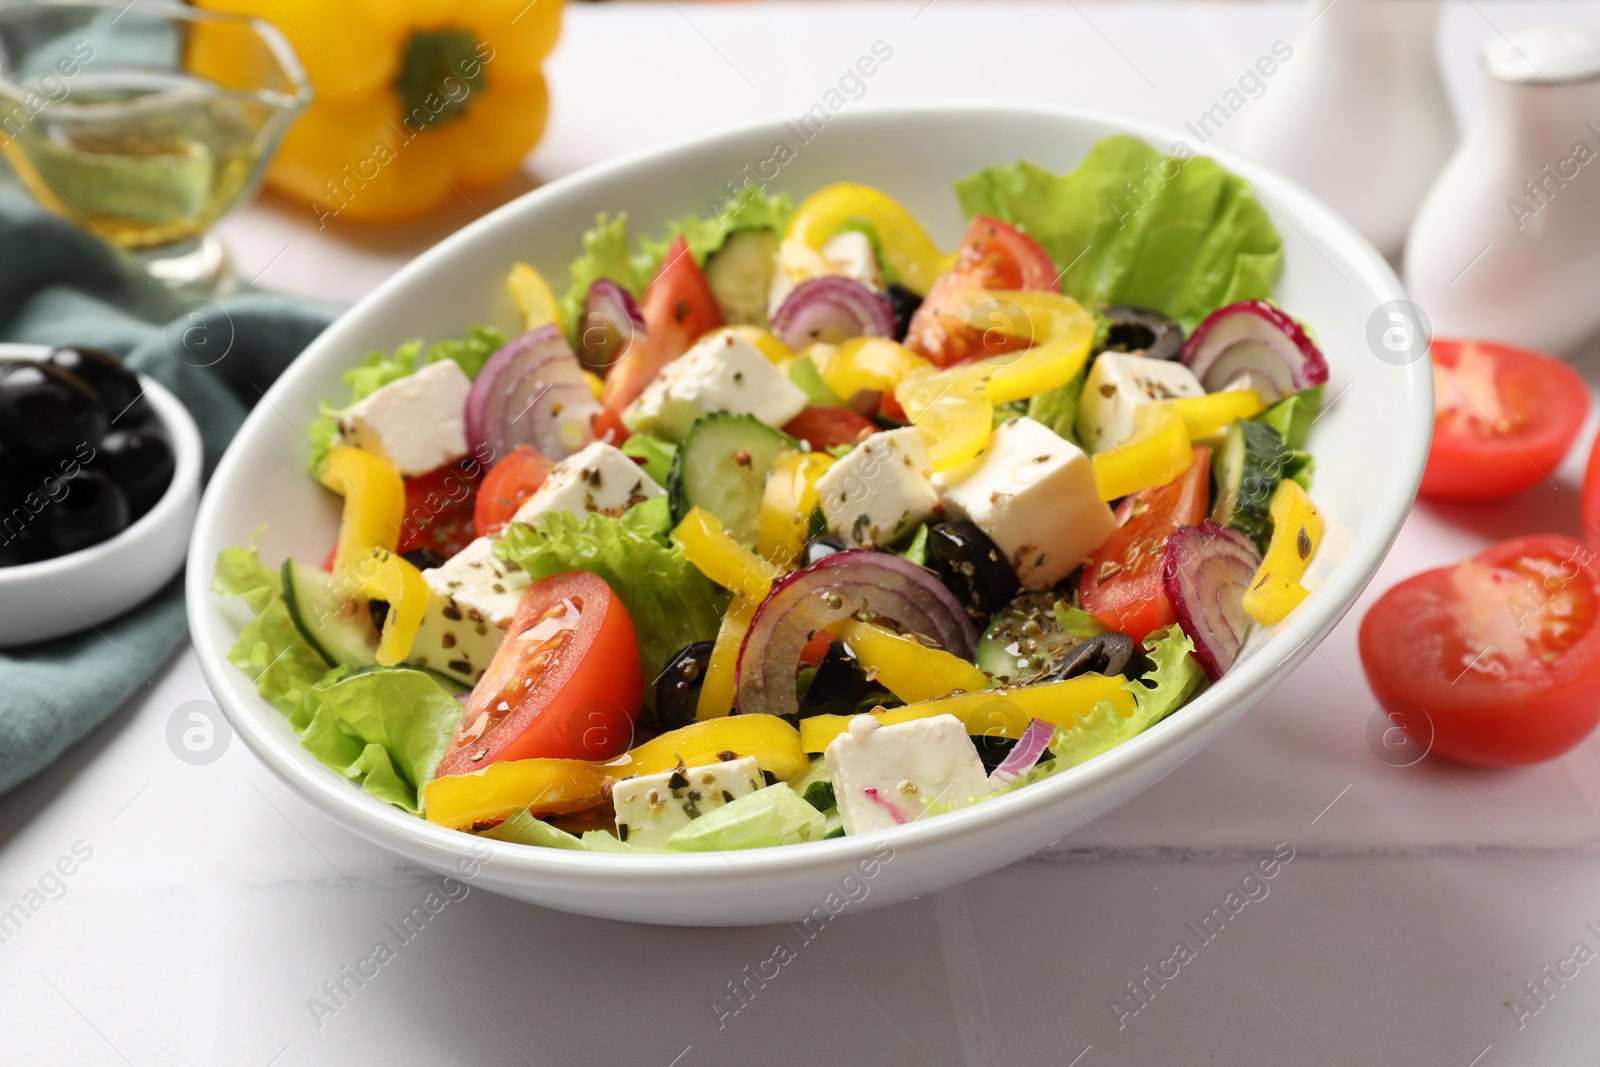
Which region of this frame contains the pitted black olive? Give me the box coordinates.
[797,642,875,720]
[33,468,129,558]
[48,346,146,425]
[926,520,1021,625]
[1101,306,1184,362]
[0,360,107,463]
[401,547,448,571]
[93,429,173,519]
[657,641,715,731]
[801,533,851,567]
[1045,631,1151,682]
[885,283,923,343]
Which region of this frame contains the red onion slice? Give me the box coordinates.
[736,549,977,720]
[1162,521,1263,682]
[465,325,600,464]
[578,279,646,375]
[1180,300,1328,403]
[771,276,896,349]
[989,717,1055,787]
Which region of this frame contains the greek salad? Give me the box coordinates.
[215,136,1328,852]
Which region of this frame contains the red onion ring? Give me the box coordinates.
[578,279,646,375]
[1163,521,1262,681]
[1181,300,1328,403]
[771,276,896,350]
[464,325,600,464]
[988,717,1055,786]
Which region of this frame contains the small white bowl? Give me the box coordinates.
[188,102,1431,926]
[0,343,201,647]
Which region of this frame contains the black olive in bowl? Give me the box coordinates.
[0,360,107,464]
[656,641,715,731]
[32,468,130,559]
[92,429,174,520]
[885,283,923,342]
[801,533,851,567]
[1044,631,1152,682]
[926,520,1021,625]
[1101,306,1184,361]
[48,346,146,425]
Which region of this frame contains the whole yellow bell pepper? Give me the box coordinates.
[1242,479,1325,624]
[781,183,954,296]
[192,0,561,223]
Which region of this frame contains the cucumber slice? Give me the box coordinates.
[976,589,1080,685]
[281,558,379,669]
[1211,419,1285,551]
[704,229,777,328]
[668,413,798,545]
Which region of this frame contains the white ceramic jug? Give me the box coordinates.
[1406,27,1600,356]
[1236,0,1454,259]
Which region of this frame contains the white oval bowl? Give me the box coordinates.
[0,343,201,647]
[186,102,1430,926]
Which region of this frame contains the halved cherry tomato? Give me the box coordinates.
[781,406,877,451]
[905,215,1058,367]
[396,459,481,560]
[1359,534,1600,766]
[472,446,552,538]
[437,572,644,776]
[1422,339,1589,501]
[1081,446,1212,643]
[592,407,631,446]
[601,235,723,411]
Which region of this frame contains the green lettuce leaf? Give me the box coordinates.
[478,810,586,849]
[499,503,730,695]
[895,524,929,567]
[212,540,334,731]
[954,137,1283,331]
[1053,600,1109,640]
[1256,384,1324,451]
[558,212,645,342]
[665,784,827,851]
[1127,624,1206,721]
[1025,370,1086,448]
[636,184,794,277]
[621,433,677,487]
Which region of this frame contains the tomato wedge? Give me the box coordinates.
[436,572,644,775]
[472,446,552,538]
[905,215,1059,367]
[601,235,723,411]
[782,406,877,451]
[396,459,481,560]
[1359,534,1600,766]
[1421,339,1589,501]
[1080,446,1212,643]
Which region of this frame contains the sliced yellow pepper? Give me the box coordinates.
[507,262,560,331]
[424,758,611,830]
[672,506,781,603]
[697,596,756,720]
[822,337,930,400]
[349,549,429,665]
[317,446,404,582]
[782,183,954,296]
[837,619,989,704]
[758,452,835,566]
[582,370,605,400]
[605,714,810,781]
[974,291,1098,404]
[800,674,1134,753]
[1092,407,1194,501]
[896,365,993,472]
[1140,389,1265,441]
[1242,479,1325,624]
[728,326,795,365]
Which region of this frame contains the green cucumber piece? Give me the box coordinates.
[668,413,798,546]
[976,589,1081,685]
[1212,419,1285,551]
[704,228,777,327]
[281,558,379,670]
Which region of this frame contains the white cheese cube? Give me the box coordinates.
[612,755,766,848]
[1076,351,1204,454]
[824,714,991,835]
[933,416,1116,590]
[511,441,663,524]
[338,359,471,476]
[814,427,940,548]
[407,537,528,685]
[622,329,808,441]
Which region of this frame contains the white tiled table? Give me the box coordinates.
[6,3,1600,1064]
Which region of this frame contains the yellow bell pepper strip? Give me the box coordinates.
[800,674,1135,753]
[1140,389,1266,441]
[822,337,931,400]
[424,758,610,830]
[1092,407,1194,502]
[781,183,955,296]
[758,452,835,566]
[582,370,605,400]
[1242,479,1325,624]
[697,597,757,720]
[895,365,994,472]
[317,446,404,582]
[507,262,560,331]
[604,714,810,782]
[672,505,781,603]
[728,326,795,365]
[836,620,989,704]
[193,0,561,224]
[348,549,429,664]
[975,291,1098,405]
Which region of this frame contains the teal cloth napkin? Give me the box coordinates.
[0,191,340,795]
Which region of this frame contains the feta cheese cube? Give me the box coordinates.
[338,359,471,476]
[511,441,663,524]
[622,329,808,441]
[824,714,991,835]
[1076,351,1204,454]
[407,537,528,685]
[933,416,1115,590]
[612,755,766,848]
[814,427,940,548]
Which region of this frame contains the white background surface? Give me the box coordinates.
[6,2,1600,1064]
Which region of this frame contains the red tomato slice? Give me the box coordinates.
[782,406,877,451]
[1421,339,1589,501]
[592,407,631,446]
[905,215,1059,367]
[472,446,552,538]
[1080,446,1212,643]
[436,572,644,775]
[601,235,723,411]
[397,459,481,560]
[1359,534,1600,766]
